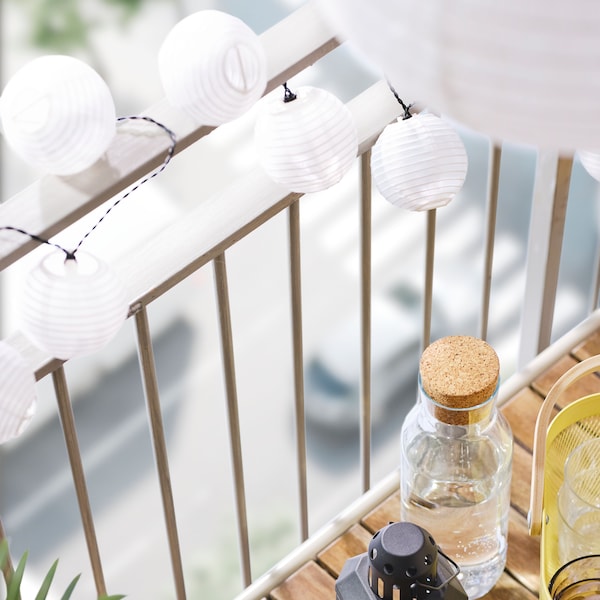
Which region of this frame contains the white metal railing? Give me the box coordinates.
[0,2,599,599]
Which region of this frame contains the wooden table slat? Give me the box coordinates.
[317,524,373,578]
[480,572,538,600]
[530,355,600,405]
[510,444,534,516]
[361,491,400,534]
[506,509,540,593]
[572,329,600,359]
[501,388,547,451]
[269,561,336,600]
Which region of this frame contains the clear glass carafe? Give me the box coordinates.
[400,336,513,599]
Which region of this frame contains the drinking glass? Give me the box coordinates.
[549,555,600,600]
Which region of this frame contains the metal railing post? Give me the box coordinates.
[360,151,372,493]
[288,201,310,541]
[213,253,252,587]
[52,366,107,597]
[480,144,502,340]
[424,210,436,350]
[134,307,187,600]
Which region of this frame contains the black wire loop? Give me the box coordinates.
[387,82,414,120]
[72,115,177,256]
[0,115,177,262]
[0,226,70,258]
[283,82,297,103]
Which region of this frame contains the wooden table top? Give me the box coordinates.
[268,328,600,600]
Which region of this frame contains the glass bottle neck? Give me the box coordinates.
[417,378,499,433]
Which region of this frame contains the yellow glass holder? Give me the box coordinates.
[529,355,600,598]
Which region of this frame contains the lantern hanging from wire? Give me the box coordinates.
[371,110,468,211]
[0,342,37,444]
[315,0,600,153]
[0,55,116,175]
[4,116,175,362]
[20,250,129,361]
[158,10,267,126]
[254,84,358,193]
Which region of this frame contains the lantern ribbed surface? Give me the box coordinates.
[158,10,267,126]
[0,55,116,175]
[578,151,600,183]
[254,86,358,193]
[316,0,600,152]
[0,342,37,444]
[371,113,468,211]
[20,251,129,360]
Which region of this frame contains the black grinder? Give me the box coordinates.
[335,522,467,600]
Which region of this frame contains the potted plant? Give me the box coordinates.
[0,539,124,600]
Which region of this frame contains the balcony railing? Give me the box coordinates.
[0,2,599,599]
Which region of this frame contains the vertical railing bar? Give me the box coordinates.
[134,307,187,600]
[537,156,573,351]
[213,253,252,587]
[480,144,502,341]
[423,210,436,349]
[52,366,107,597]
[360,151,372,493]
[288,200,309,541]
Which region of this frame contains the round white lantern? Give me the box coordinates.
[371,112,468,211]
[0,55,116,175]
[578,150,600,183]
[158,10,267,126]
[20,251,129,360]
[316,0,600,152]
[255,86,358,193]
[0,342,37,444]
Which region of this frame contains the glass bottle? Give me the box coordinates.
[400,335,513,599]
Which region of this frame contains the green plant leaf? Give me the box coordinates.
[59,573,81,600]
[0,540,85,600]
[34,559,58,600]
[7,550,28,600]
[99,595,126,600]
[0,539,9,572]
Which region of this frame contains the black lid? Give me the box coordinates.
[368,522,439,599]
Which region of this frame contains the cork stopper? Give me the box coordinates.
[419,335,499,425]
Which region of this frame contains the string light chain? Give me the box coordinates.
[0,115,177,261]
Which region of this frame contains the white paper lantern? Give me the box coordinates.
[316,0,600,152]
[158,10,267,126]
[578,150,600,183]
[0,55,116,175]
[20,251,128,360]
[371,112,468,211]
[255,86,358,193]
[0,342,37,444]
